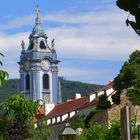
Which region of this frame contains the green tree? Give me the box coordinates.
[112,50,140,105]
[77,122,106,140]
[70,115,85,130]
[84,110,98,128]
[77,121,121,140]
[105,120,121,140]
[0,52,8,86]
[29,117,53,140]
[96,93,111,110]
[116,0,140,36]
[127,86,140,105]
[0,94,39,140]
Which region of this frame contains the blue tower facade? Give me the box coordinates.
[19,7,60,105]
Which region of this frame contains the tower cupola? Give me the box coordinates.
[19,6,60,105]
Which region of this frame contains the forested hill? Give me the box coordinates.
[60,78,103,101]
[0,78,103,102]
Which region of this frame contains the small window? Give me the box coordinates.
[26,74,30,90]
[43,74,49,89]
[40,41,46,49]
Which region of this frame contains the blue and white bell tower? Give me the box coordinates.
[19,6,60,105]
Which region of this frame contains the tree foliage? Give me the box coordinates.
[105,120,121,140]
[0,94,39,140]
[0,52,8,86]
[77,122,106,140]
[0,78,103,102]
[96,93,111,110]
[29,117,53,140]
[127,85,140,105]
[113,50,140,105]
[116,0,140,35]
[60,77,103,101]
[84,110,98,128]
[77,121,121,140]
[70,115,85,130]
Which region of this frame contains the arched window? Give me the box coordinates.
[40,41,46,49]
[43,74,49,90]
[26,74,30,90]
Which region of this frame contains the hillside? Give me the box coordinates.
[0,79,103,102]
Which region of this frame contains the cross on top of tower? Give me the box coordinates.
[35,5,41,25]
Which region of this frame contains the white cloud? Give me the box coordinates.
[1,5,140,83]
[59,66,115,84]
[0,15,34,30]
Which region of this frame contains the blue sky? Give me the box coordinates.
[0,0,140,84]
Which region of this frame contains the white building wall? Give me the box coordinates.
[62,114,68,121]
[45,103,55,115]
[106,88,114,96]
[98,91,104,97]
[108,95,113,104]
[57,116,61,123]
[70,111,75,118]
[47,119,51,125]
[52,118,55,124]
[89,94,96,102]
[34,123,37,128]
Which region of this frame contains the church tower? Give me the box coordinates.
[19,6,60,105]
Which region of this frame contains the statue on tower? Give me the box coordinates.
[21,40,25,52]
[33,39,38,49]
[51,38,55,50]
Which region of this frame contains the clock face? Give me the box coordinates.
[24,61,30,71]
[41,59,50,70]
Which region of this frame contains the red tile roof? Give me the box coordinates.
[89,81,113,95]
[98,81,113,92]
[35,81,114,122]
[33,106,45,123]
[46,97,88,119]
[79,99,97,109]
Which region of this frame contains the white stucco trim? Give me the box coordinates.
[106,88,114,96]
[62,114,68,121]
[47,119,51,125]
[70,111,75,118]
[34,123,37,128]
[57,116,61,123]
[52,118,55,124]
[89,94,96,102]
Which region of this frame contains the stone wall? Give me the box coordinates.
[92,110,108,124]
[92,90,140,124]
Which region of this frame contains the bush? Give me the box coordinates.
[96,93,111,110]
[70,115,85,130]
[77,120,121,140]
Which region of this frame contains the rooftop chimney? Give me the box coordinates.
[75,93,81,99]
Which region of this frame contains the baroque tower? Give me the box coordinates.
[19,6,60,105]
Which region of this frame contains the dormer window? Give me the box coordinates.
[40,41,46,49]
